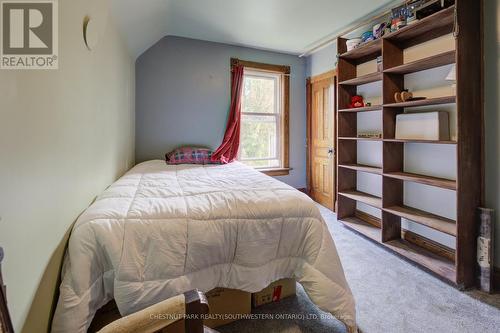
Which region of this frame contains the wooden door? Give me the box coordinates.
[309,77,335,210]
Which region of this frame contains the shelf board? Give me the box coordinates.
[384,205,456,236]
[341,216,381,242]
[384,51,456,75]
[383,96,456,108]
[338,105,383,113]
[384,239,456,283]
[383,138,456,145]
[339,137,383,142]
[340,218,456,284]
[338,190,382,209]
[339,72,382,86]
[384,6,455,48]
[339,38,382,63]
[339,164,382,175]
[384,171,456,190]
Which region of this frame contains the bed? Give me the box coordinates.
[51,160,356,332]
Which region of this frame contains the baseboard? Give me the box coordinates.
[402,230,455,262]
[354,210,381,228]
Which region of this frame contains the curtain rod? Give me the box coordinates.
[299,0,407,57]
[231,68,292,76]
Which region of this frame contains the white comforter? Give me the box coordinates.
[52,160,356,332]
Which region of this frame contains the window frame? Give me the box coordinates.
[232,58,290,176]
[239,69,282,169]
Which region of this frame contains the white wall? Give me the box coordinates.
[307,4,500,266]
[0,1,135,332]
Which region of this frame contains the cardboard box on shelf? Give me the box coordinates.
[204,288,252,328]
[395,111,450,141]
[251,279,296,308]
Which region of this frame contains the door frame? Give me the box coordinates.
[306,69,337,211]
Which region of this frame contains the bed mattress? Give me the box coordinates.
[51,160,356,332]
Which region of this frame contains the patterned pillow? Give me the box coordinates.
[165,147,219,165]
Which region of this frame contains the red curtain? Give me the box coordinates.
[211,64,245,163]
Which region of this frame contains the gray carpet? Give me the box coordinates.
[218,205,500,333]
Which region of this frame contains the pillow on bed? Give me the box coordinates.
[166,147,219,165]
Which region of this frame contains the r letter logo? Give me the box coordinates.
[1,0,58,69]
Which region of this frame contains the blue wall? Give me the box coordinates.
[136,36,307,188]
[306,43,337,77]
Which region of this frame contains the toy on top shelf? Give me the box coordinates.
[373,22,388,39]
[416,0,455,20]
[344,23,389,52]
[390,0,455,32]
[406,1,419,24]
[346,38,363,52]
[389,1,426,31]
[389,0,446,32]
[361,31,374,43]
[391,3,409,31]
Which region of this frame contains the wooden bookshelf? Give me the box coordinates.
[340,137,456,144]
[339,190,382,209]
[384,51,455,74]
[335,2,483,288]
[338,105,382,113]
[339,72,382,86]
[341,216,381,242]
[339,38,382,64]
[384,205,456,236]
[383,138,457,144]
[384,171,456,190]
[383,239,456,282]
[339,137,383,142]
[339,164,382,175]
[383,96,456,108]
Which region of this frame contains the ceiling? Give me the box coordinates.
[110,0,395,58]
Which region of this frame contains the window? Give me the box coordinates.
[233,59,290,175]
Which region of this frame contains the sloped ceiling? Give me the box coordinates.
[111,0,395,58]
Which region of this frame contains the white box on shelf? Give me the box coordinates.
[395,111,450,141]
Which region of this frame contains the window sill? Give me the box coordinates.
[259,167,291,176]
